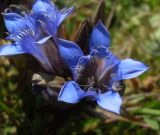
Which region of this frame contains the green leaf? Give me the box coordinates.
[144,117,159,130]
[136,108,160,116]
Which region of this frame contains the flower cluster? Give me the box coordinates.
[0,0,148,114]
[0,0,74,74]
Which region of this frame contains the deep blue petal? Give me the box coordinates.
[24,14,38,33]
[57,7,75,26]
[32,0,55,14]
[58,39,83,73]
[3,13,27,33]
[32,0,57,35]
[58,81,85,103]
[119,58,148,80]
[0,44,26,56]
[77,55,91,66]
[33,0,74,36]
[37,13,57,35]
[89,20,110,52]
[17,30,51,68]
[97,91,122,114]
[84,88,98,100]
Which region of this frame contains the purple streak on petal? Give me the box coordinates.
[119,58,148,80]
[58,81,85,103]
[89,20,110,52]
[97,91,122,114]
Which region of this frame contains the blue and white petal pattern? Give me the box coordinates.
[0,0,75,73]
[1,11,56,72]
[0,2,148,115]
[58,21,148,114]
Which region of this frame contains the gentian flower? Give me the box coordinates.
[0,13,54,71]
[32,0,74,36]
[58,21,148,114]
[0,0,74,75]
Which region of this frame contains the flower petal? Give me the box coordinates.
[34,35,52,45]
[58,81,84,103]
[32,0,57,35]
[32,0,54,14]
[84,88,98,100]
[3,13,27,33]
[89,47,121,85]
[0,44,26,56]
[89,20,110,51]
[119,58,148,80]
[24,14,38,33]
[58,39,83,72]
[57,7,75,26]
[97,91,122,114]
[36,13,57,36]
[33,0,74,36]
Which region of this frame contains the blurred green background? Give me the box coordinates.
[0,0,160,135]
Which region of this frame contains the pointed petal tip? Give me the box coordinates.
[97,91,122,114]
[58,81,84,104]
[89,20,110,51]
[57,6,75,26]
[0,44,26,56]
[119,58,149,80]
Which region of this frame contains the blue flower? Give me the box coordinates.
[0,1,75,74]
[0,12,55,71]
[58,21,148,114]
[32,0,74,36]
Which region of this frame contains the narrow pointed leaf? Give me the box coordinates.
[93,0,105,25]
[75,19,93,54]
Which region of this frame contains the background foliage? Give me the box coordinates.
[0,0,160,135]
